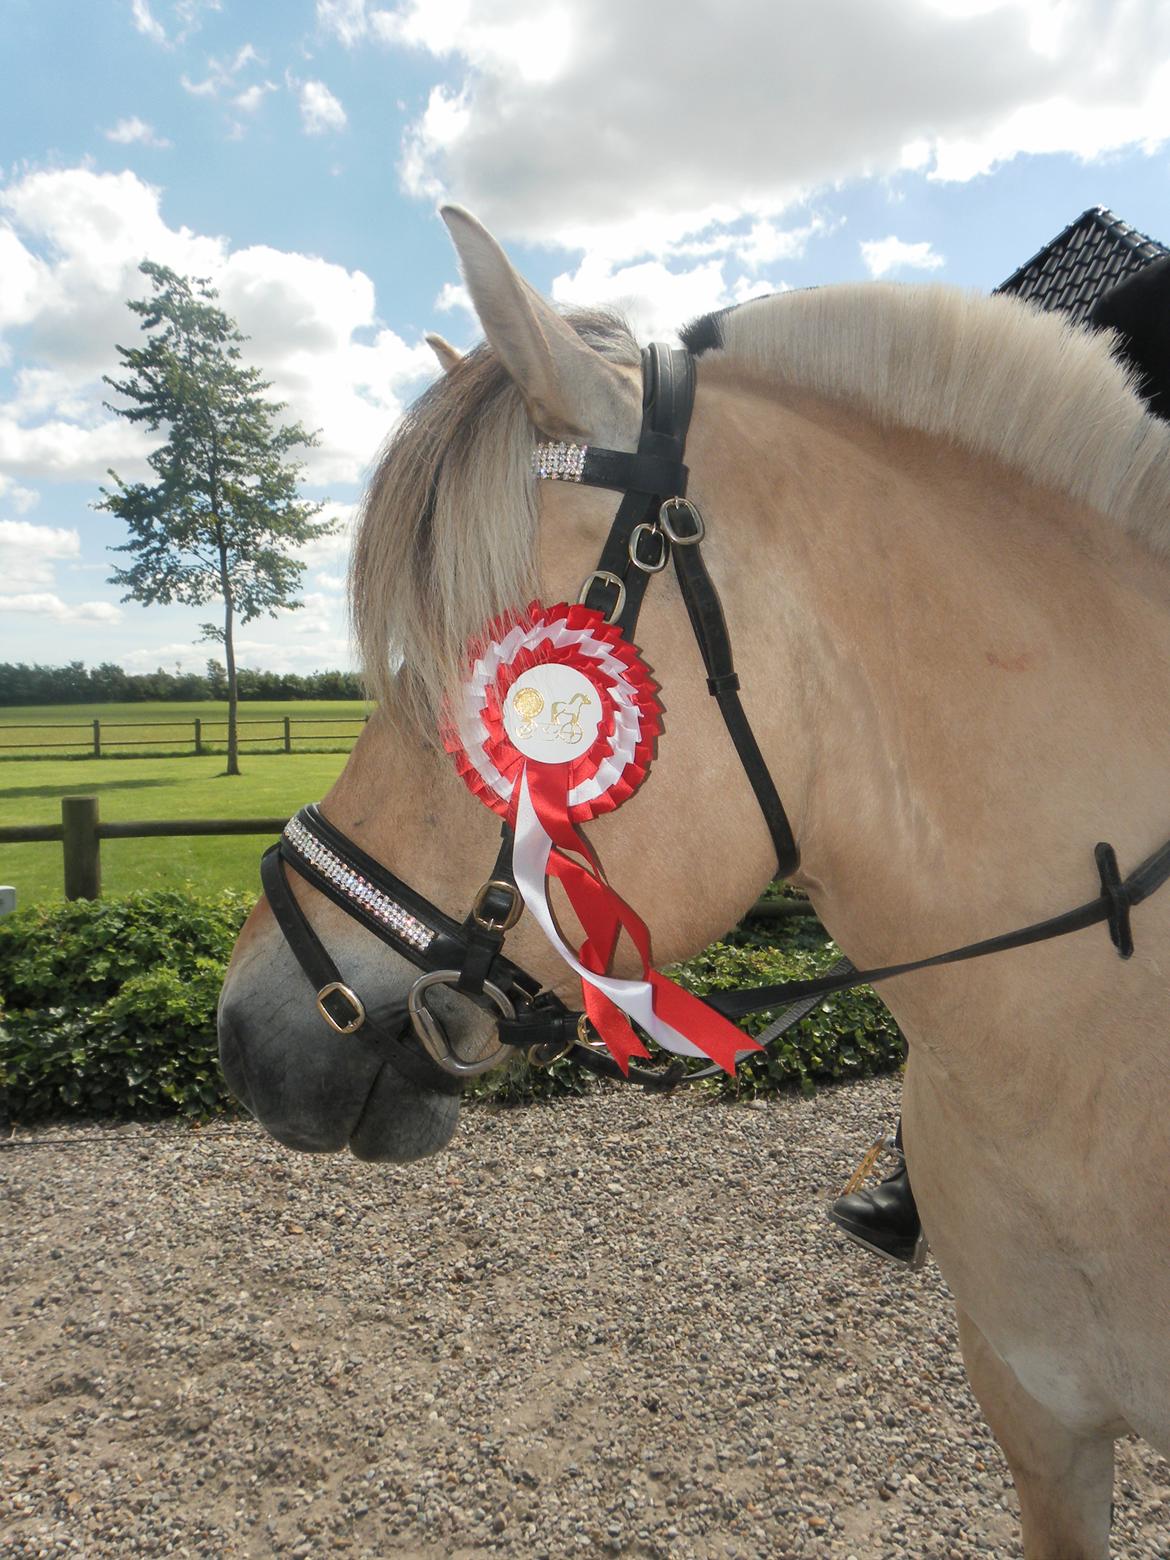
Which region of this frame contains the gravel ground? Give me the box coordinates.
[2,1074,1168,1560]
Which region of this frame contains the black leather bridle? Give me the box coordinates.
[262,344,1170,1095]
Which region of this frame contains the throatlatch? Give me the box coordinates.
[263,342,1170,1093]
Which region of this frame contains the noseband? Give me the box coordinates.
[262,344,1170,1094]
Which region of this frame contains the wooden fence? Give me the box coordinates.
[0,797,288,900]
[0,714,368,758]
[0,796,821,920]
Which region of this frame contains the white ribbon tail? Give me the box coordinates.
[511,770,707,1059]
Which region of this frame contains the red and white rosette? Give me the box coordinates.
[444,601,758,1075]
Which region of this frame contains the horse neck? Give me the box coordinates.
[693,374,1170,995]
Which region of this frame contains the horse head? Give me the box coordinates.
[217,209,781,1161]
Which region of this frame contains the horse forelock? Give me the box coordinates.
[689,283,1170,557]
[350,309,639,736]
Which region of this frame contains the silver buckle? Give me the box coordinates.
[407,969,516,1077]
[628,521,669,573]
[577,570,627,625]
[316,981,366,1035]
[659,496,705,545]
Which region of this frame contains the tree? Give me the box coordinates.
[98,262,334,774]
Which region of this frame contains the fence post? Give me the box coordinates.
[194,718,203,756]
[283,715,292,754]
[92,718,101,758]
[62,796,101,901]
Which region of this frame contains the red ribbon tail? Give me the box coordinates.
[648,972,761,1075]
[581,983,651,1074]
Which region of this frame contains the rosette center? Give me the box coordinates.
[503,663,603,763]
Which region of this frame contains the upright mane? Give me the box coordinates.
[684,284,1170,553]
[356,284,1170,731]
[351,310,639,730]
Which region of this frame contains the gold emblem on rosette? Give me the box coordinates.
[512,684,544,738]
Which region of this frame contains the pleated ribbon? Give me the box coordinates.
[445,603,759,1075]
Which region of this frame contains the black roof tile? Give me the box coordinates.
[995,206,1168,323]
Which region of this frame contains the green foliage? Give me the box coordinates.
[0,891,900,1123]
[99,263,332,625]
[0,660,366,706]
[97,262,337,775]
[0,891,249,1120]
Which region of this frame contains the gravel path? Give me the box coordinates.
[2,1075,1167,1559]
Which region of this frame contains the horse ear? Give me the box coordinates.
[425,333,463,375]
[439,205,637,443]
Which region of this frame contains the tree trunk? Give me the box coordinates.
[224,593,240,777]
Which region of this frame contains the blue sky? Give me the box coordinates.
[3,0,1169,676]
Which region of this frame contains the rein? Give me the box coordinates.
[262,344,1170,1094]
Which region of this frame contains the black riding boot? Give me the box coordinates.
[827,1122,924,1267]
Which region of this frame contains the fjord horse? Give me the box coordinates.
[219,208,1170,1557]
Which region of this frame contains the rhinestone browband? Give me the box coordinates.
[532,441,588,481]
[282,815,436,954]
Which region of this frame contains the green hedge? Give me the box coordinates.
[0,892,902,1121]
[0,891,250,1120]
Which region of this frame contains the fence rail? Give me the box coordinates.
[0,797,289,899]
[0,796,822,921]
[0,714,369,757]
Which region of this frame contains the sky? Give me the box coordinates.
[3,0,1170,677]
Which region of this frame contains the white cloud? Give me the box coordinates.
[860,236,946,278]
[105,117,171,149]
[0,167,434,489]
[316,0,375,47]
[0,592,121,623]
[551,255,735,344]
[0,475,39,513]
[730,218,827,271]
[434,280,472,316]
[373,0,1170,259]
[180,43,263,103]
[120,641,217,672]
[130,0,166,45]
[129,0,221,48]
[299,80,348,135]
[0,519,80,592]
[181,73,218,96]
[233,82,277,116]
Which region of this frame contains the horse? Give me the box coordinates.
[218,206,1170,1559]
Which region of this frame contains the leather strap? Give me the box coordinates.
[670,526,801,878]
[579,345,800,874]
[281,807,540,1008]
[707,834,1170,1021]
[579,446,687,496]
[260,845,464,1095]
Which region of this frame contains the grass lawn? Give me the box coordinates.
[0,750,357,906]
[0,698,372,759]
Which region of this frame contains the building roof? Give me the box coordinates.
[995,206,1169,324]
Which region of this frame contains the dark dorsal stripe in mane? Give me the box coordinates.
[679,307,730,357]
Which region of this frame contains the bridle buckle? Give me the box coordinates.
[471,878,523,932]
[316,981,366,1035]
[659,496,705,545]
[577,569,627,625]
[628,521,669,573]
